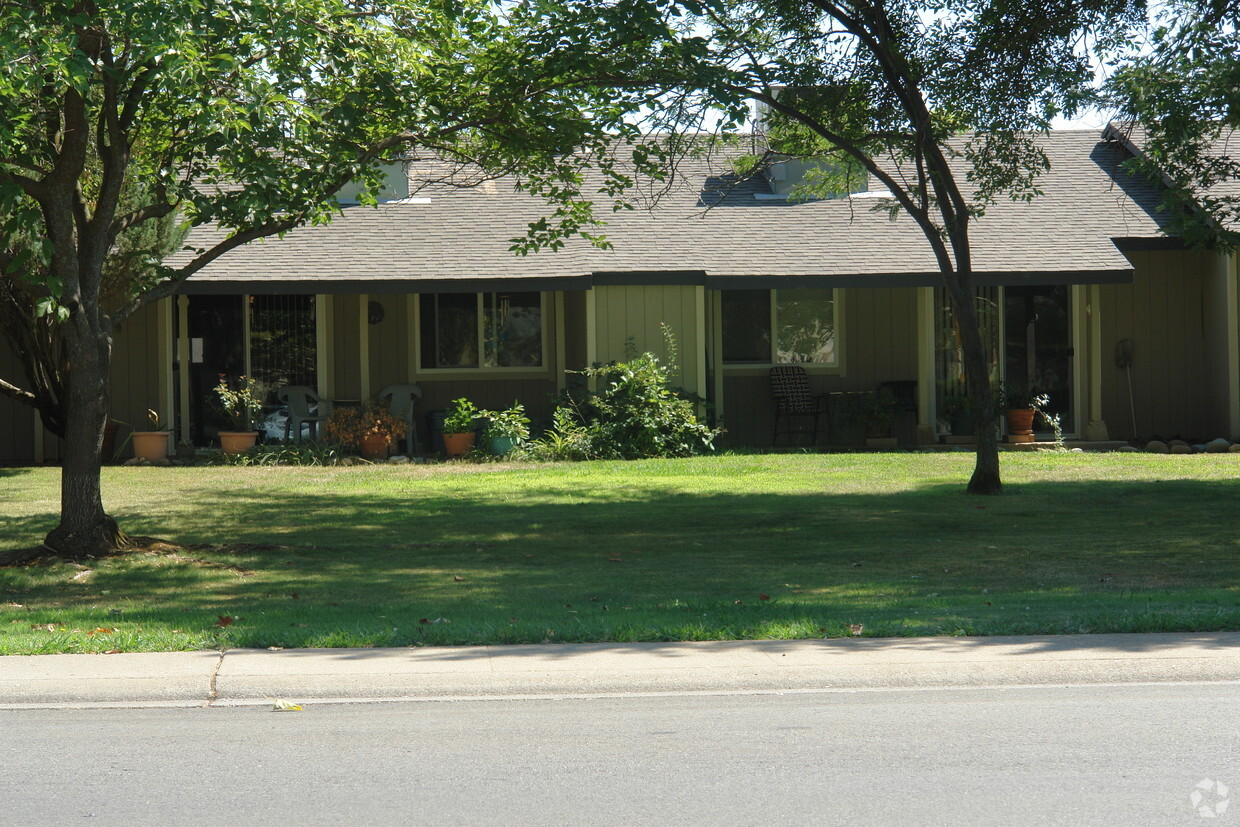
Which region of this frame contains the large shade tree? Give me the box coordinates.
[0,0,670,563]
[602,0,1144,492]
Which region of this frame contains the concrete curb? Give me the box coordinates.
[2,632,1239,709]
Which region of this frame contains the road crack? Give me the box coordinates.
[206,650,226,707]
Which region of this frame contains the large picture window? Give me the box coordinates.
[419,291,543,370]
[722,288,837,365]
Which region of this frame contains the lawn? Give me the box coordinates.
[2,452,1239,654]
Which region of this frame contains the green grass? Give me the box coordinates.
[2,452,1239,654]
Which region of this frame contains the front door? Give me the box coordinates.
[1004,285,1074,433]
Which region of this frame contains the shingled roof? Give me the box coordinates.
[174,130,1172,295]
[1105,121,1240,233]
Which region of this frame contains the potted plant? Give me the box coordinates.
[940,395,975,437]
[1000,382,1036,442]
[132,409,172,461]
[442,397,480,458]
[214,375,264,454]
[482,401,530,455]
[325,401,407,460]
[841,391,899,446]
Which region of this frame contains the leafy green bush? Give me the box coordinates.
[520,407,596,461]
[481,401,531,442]
[532,328,718,460]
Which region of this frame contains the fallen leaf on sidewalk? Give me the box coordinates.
[272,698,303,712]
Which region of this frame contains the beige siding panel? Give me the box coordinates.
[593,284,701,394]
[563,291,587,371]
[1202,253,1233,438]
[720,287,919,447]
[332,294,361,400]
[109,302,162,457]
[367,293,409,393]
[0,335,36,463]
[1101,250,1214,440]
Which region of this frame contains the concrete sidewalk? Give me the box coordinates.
[2,632,1239,709]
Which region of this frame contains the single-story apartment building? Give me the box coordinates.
[1,128,1237,461]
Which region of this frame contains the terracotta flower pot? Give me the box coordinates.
[359,432,390,461]
[220,431,259,454]
[442,431,476,458]
[132,431,170,462]
[1005,408,1036,436]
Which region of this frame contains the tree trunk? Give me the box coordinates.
[40,321,129,559]
[947,280,1003,495]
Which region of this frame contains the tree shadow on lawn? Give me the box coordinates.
[5,476,1240,652]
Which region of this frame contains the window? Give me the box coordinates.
[248,294,317,391]
[721,288,837,365]
[419,292,543,370]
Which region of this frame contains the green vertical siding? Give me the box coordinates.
[1101,250,1215,440]
[367,293,409,394]
[593,284,702,394]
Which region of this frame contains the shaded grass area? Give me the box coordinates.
[2,453,1239,654]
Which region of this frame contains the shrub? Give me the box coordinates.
[533,328,718,460]
[325,402,406,451]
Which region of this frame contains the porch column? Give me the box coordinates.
[693,286,708,416]
[176,295,192,446]
[915,286,937,444]
[710,290,725,428]
[1084,284,1109,441]
[554,292,567,395]
[1227,253,1240,438]
[315,295,334,398]
[584,288,597,391]
[358,292,371,400]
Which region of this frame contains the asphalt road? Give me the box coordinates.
[2,683,1236,825]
